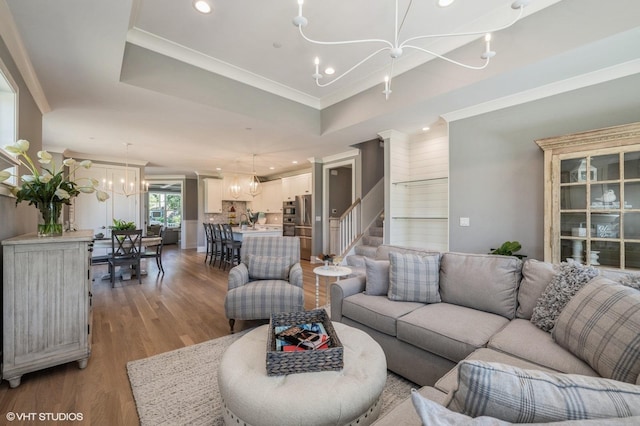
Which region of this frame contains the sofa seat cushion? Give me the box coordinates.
[342,293,424,336]
[435,348,559,394]
[397,303,509,363]
[439,252,522,319]
[488,319,598,377]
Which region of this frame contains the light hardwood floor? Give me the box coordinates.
[0,245,328,425]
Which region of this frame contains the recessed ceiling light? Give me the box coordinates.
[422,126,430,131]
[216,167,222,171]
[437,0,455,7]
[193,0,212,14]
[292,160,298,164]
[324,67,335,75]
[269,166,275,170]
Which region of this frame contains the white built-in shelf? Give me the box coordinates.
[392,177,448,186]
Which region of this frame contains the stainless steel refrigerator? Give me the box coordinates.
[295,194,312,260]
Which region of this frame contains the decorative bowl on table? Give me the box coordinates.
[95,233,104,239]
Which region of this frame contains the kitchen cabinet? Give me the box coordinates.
[204,178,223,213]
[282,173,312,201]
[2,230,93,388]
[536,122,640,269]
[250,180,282,213]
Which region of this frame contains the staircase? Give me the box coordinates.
[345,216,384,274]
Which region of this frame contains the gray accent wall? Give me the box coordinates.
[0,34,43,268]
[449,74,640,260]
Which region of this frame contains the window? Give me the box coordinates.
[148,188,182,229]
[0,57,19,196]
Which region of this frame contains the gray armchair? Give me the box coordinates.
[225,236,304,333]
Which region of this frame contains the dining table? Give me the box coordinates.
[92,235,163,280]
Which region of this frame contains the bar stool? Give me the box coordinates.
[221,223,242,270]
[211,223,224,267]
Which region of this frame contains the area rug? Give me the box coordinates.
[127,331,417,425]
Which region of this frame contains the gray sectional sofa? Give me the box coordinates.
[330,245,640,425]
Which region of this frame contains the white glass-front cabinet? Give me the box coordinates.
[536,122,640,269]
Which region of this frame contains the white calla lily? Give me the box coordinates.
[0,170,11,182]
[77,186,95,194]
[39,174,53,183]
[63,158,76,167]
[55,188,71,199]
[16,139,29,152]
[80,160,92,169]
[37,151,52,164]
[22,175,36,183]
[96,190,110,201]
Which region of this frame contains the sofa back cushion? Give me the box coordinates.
[364,258,390,296]
[553,277,640,384]
[439,252,522,319]
[247,254,290,280]
[516,259,556,319]
[388,252,441,303]
[375,244,440,261]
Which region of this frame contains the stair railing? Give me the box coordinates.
[338,198,361,256]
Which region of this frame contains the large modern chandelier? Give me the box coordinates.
[248,154,262,197]
[293,0,529,99]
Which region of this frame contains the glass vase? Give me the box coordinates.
[37,201,63,237]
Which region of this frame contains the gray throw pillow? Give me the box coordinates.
[530,261,599,332]
[446,361,640,423]
[247,254,290,280]
[364,258,390,296]
[553,277,640,384]
[388,252,440,303]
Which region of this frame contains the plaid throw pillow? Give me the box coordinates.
[387,252,440,303]
[446,361,640,423]
[553,277,640,384]
[247,255,290,280]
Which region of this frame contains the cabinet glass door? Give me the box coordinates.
[559,151,640,269]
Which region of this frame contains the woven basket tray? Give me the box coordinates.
[266,309,344,376]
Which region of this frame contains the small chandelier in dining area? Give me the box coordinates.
[292,0,530,100]
[100,143,148,198]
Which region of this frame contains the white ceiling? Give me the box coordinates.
[2,0,640,178]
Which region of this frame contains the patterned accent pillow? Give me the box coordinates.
[364,258,390,296]
[446,361,640,423]
[388,252,440,303]
[553,277,640,384]
[411,389,511,426]
[247,255,290,280]
[530,261,599,332]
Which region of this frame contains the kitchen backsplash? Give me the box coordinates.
[204,201,281,225]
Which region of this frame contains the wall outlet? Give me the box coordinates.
[315,216,321,222]
[459,217,470,227]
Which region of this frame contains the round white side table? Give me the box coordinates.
[313,265,352,308]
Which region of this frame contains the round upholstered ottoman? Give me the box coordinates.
[218,321,387,426]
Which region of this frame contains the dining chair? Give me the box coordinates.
[203,223,214,264]
[108,229,143,287]
[221,223,242,271]
[211,223,224,267]
[141,227,165,275]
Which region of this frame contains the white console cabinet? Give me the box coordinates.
[2,230,93,388]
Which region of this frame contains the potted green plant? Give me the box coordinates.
[111,219,136,231]
[490,241,525,259]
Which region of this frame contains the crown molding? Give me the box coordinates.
[0,0,50,114]
[62,149,148,166]
[126,27,321,110]
[442,59,640,123]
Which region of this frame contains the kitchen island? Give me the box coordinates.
[232,226,283,241]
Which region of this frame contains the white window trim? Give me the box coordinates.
[0,55,19,198]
